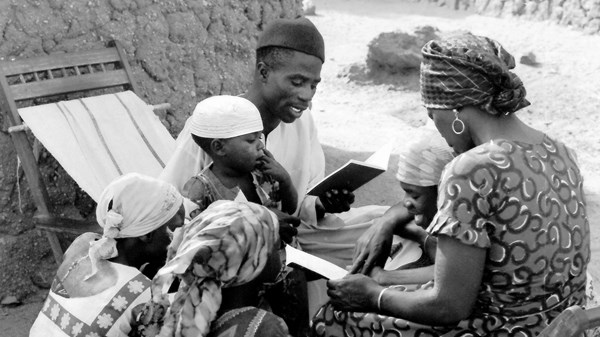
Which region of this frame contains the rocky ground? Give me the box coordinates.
[2,0,600,335]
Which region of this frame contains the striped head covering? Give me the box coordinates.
[87,173,183,279]
[190,95,263,139]
[396,127,454,187]
[420,33,530,116]
[136,200,280,337]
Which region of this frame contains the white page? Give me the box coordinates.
[364,140,394,169]
[285,245,348,280]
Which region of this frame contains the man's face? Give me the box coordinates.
[262,51,322,123]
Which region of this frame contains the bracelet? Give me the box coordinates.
[423,233,431,250]
[377,287,391,312]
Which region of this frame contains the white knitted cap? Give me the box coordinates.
[190,95,263,138]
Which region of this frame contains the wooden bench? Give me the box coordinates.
[0,41,161,263]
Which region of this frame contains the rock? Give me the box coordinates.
[366,26,440,74]
[0,295,20,306]
[519,52,538,66]
[303,0,316,15]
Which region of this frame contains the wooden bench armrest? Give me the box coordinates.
[34,215,101,235]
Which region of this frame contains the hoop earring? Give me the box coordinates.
[452,109,465,135]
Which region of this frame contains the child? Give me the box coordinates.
[351,126,455,277]
[181,95,298,220]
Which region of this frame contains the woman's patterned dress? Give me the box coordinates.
[312,135,590,337]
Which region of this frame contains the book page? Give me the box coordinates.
[365,140,394,169]
[285,245,348,280]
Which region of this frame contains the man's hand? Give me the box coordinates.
[318,188,355,214]
[269,207,301,245]
[349,218,394,275]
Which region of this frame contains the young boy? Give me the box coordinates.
[181,95,298,220]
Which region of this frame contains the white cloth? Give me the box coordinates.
[190,95,263,138]
[29,260,151,337]
[88,173,183,279]
[18,90,176,201]
[396,128,454,187]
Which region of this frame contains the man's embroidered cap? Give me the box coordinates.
[257,17,325,63]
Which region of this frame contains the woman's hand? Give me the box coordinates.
[318,188,355,214]
[349,219,394,275]
[326,274,381,312]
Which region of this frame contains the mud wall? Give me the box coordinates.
[0,0,302,301]
[426,0,600,35]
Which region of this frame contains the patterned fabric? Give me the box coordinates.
[396,127,454,187]
[420,33,530,115]
[311,135,590,336]
[131,201,280,337]
[208,307,290,337]
[182,166,279,219]
[30,257,151,337]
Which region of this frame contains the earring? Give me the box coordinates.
[452,109,465,135]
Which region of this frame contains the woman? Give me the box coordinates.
[29,173,185,337]
[312,33,590,336]
[130,200,290,337]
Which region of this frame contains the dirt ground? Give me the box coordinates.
[3,0,600,335]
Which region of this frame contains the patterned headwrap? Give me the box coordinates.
[396,127,455,187]
[139,200,279,337]
[87,173,183,279]
[420,32,530,115]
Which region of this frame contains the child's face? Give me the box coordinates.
[399,182,438,226]
[220,131,265,173]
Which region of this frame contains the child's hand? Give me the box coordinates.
[258,149,291,184]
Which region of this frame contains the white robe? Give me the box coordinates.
[159,108,388,268]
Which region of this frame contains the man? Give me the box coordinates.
[29,173,185,337]
[161,17,387,270]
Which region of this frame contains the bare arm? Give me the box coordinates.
[328,235,486,325]
[370,265,435,286]
[349,203,414,275]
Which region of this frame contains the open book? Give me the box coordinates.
[285,245,348,280]
[307,141,393,196]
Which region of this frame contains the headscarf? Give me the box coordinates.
[159,96,262,192]
[190,95,263,138]
[139,200,279,337]
[420,32,530,116]
[257,17,325,63]
[396,125,454,187]
[87,173,183,279]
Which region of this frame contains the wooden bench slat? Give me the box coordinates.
[10,70,130,101]
[34,215,101,236]
[0,48,121,76]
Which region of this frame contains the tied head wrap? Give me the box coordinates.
[396,127,454,187]
[137,200,279,337]
[190,95,263,139]
[87,173,183,279]
[420,33,530,116]
[257,17,325,63]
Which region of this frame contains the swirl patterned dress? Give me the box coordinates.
[311,135,590,337]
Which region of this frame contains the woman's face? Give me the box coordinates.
[400,182,438,227]
[428,108,473,154]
